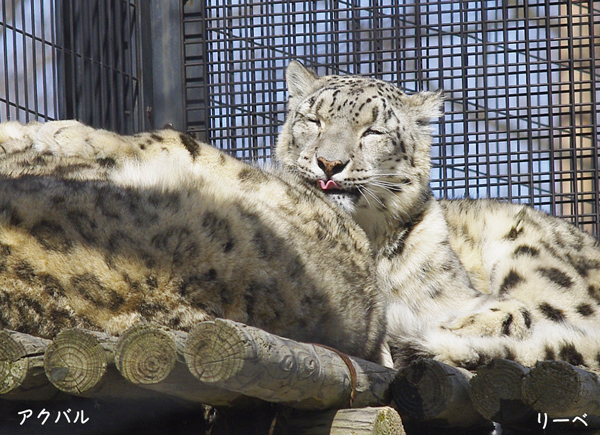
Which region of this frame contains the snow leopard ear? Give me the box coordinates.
[407,90,445,125]
[286,61,319,100]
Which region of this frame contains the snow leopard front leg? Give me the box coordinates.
[376,201,487,367]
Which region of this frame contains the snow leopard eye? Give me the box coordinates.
[301,114,321,127]
[362,128,385,138]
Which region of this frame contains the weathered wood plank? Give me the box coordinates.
[284,407,406,435]
[391,359,489,428]
[469,359,537,429]
[184,319,395,409]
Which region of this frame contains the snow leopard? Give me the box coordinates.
[0,120,385,363]
[276,61,600,369]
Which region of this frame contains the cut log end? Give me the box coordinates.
[43,329,107,394]
[286,406,406,435]
[185,320,252,384]
[522,360,600,416]
[523,361,578,413]
[0,330,28,394]
[115,324,177,384]
[364,407,405,435]
[392,359,450,420]
[470,359,535,425]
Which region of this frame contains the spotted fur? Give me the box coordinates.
[0,120,385,362]
[276,61,600,369]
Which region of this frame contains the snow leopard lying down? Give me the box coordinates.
[276,61,600,369]
[0,120,385,363]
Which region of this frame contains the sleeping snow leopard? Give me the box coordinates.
[0,120,385,363]
[276,61,600,369]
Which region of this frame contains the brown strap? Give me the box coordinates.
[314,344,358,407]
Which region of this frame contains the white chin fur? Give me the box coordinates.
[327,193,356,215]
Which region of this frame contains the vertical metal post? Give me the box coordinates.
[141,0,185,132]
[180,0,210,142]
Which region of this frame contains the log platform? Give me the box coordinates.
[6,320,600,433]
[0,322,403,435]
[472,359,600,431]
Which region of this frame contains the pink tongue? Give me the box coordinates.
[318,179,341,190]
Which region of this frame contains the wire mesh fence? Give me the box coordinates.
[1,0,58,121]
[188,0,599,236]
[0,0,145,133]
[1,0,599,236]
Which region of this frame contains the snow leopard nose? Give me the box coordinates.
[317,157,348,178]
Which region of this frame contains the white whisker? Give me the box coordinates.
[372,173,400,177]
[360,185,385,208]
[357,186,372,208]
[369,181,404,192]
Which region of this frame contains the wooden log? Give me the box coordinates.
[0,330,63,400]
[44,328,108,394]
[114,324,247,406]
[283,406,406,435]
[469,359,537,429]
[43,328,162,399]
[522,360,600,424]
[115,324,178,384]
[184,319,395,409]
[391,359,489,428]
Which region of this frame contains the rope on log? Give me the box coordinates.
[391,359,489,428]
[522,360,600,425]
[184,318,396,409]
[469,359,537,429]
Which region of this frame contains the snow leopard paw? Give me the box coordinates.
[0,121,40,154]
[405,331,492,370]
[446,300,533,339]
[33,120,98,158]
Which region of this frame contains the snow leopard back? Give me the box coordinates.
[0,120,386,363]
